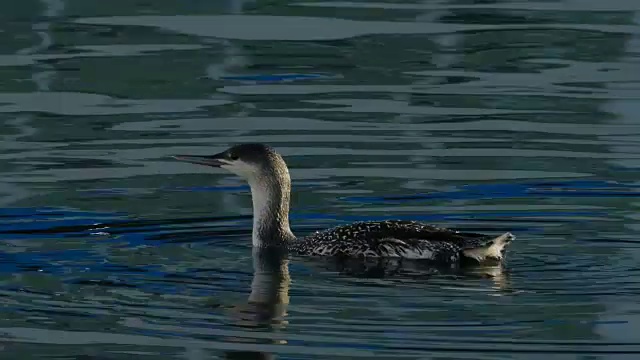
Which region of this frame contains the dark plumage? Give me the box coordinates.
[291,220,514,264]
[174,143,516,265]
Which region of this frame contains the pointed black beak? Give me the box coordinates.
[173,152,226,167]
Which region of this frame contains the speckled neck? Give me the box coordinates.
[248,167,296,248]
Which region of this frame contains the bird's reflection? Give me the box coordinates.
[219,247,512,359]
[314,256,512,291]
[223,247,291,360]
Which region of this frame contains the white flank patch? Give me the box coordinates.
[379,239,434,260]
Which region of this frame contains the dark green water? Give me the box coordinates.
[1,0,640,358]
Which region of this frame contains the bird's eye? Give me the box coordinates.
[229,154,239,161]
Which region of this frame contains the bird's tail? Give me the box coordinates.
[462,232,515,262]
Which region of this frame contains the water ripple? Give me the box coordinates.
[2,0,640,358]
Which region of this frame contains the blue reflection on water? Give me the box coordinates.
[0,179,629,293]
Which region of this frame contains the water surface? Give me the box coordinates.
[1,0,640,358]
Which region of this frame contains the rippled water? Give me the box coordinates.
[1,0,640,358]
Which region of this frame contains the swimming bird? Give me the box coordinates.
[174,143,515,265]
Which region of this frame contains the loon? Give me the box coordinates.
[174,143,515,265]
